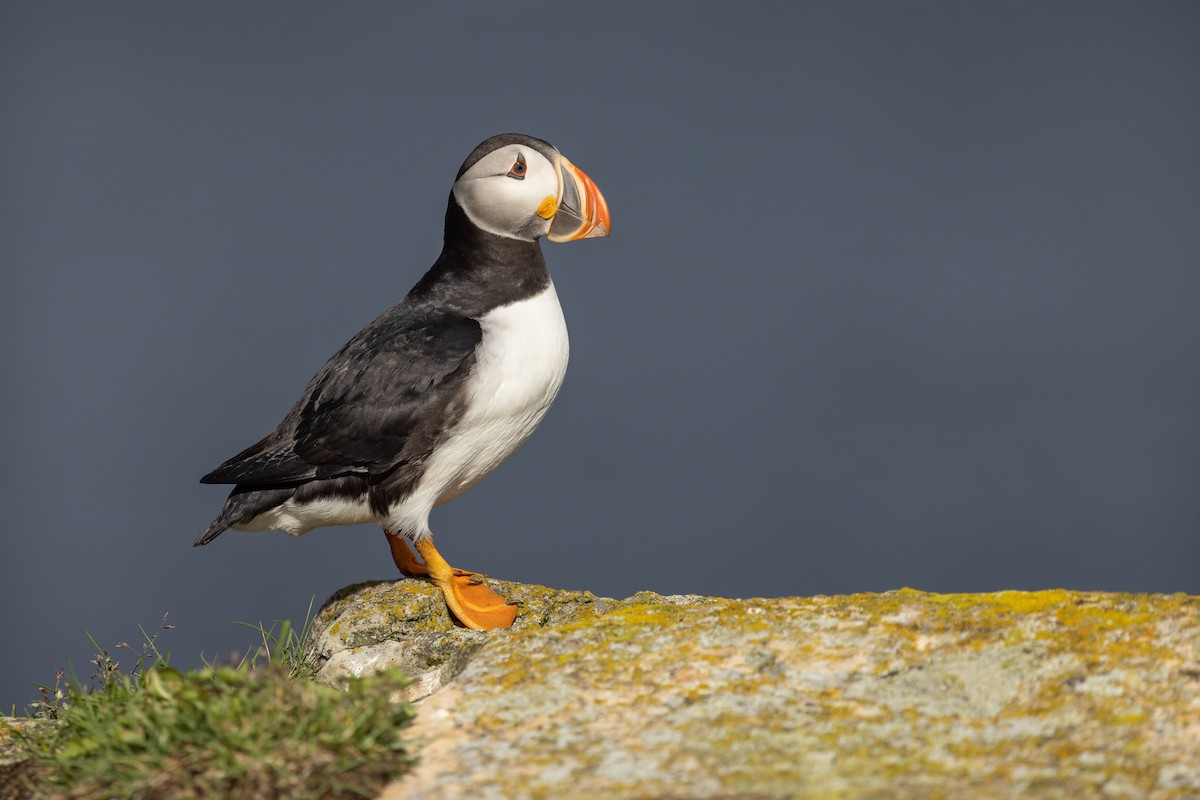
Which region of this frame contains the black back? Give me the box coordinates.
[194,188,552,545]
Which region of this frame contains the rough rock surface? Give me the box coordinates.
[304,580,1200,800]
[0,719,52,800]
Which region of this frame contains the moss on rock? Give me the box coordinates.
[306,581,1200,799]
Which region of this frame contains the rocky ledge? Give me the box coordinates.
[304,580,1200,800]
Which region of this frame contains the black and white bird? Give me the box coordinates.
[195,133,609,629]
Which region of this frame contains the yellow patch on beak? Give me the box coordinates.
[536,195,558,220]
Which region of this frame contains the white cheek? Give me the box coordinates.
[452,159,559,240]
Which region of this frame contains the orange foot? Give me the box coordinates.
[385,531,518,630]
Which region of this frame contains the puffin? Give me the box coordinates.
[195,133,610,630]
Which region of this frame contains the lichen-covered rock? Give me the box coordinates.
[0,718,53,800]
[305,579,619,700]
[304,581,1200,799]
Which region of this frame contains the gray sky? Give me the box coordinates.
[2,2,1198,710]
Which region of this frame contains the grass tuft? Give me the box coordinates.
[8,664,413,799]
[229,596,319,679]
[3,609,415,799]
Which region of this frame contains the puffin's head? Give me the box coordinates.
[451,133,610,244]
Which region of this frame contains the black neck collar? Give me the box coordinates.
[407,198,550,316]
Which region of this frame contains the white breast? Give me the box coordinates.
[385,282,569,538]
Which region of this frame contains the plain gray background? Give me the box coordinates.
[2,2,1198,711]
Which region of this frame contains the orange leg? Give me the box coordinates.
[384,531,518,630]
[386,532,431,577]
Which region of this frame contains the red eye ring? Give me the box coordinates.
[507,154,527,179]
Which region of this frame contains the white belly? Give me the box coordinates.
[236,495,376,537]
[385,282,570,537]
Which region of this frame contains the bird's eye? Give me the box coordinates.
[507,154,527,180]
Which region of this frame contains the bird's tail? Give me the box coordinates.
[193,518,230,547]
[194,484,294,547]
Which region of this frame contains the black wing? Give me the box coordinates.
[200,309,482,486]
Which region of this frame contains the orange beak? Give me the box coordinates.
[547,156,611,242]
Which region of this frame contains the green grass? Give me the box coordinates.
[229,596,319,679]
[3,611,416,800]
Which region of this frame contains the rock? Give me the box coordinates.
[303,581,1200,799]
[304,579,619,701]
[0,719,53,800]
